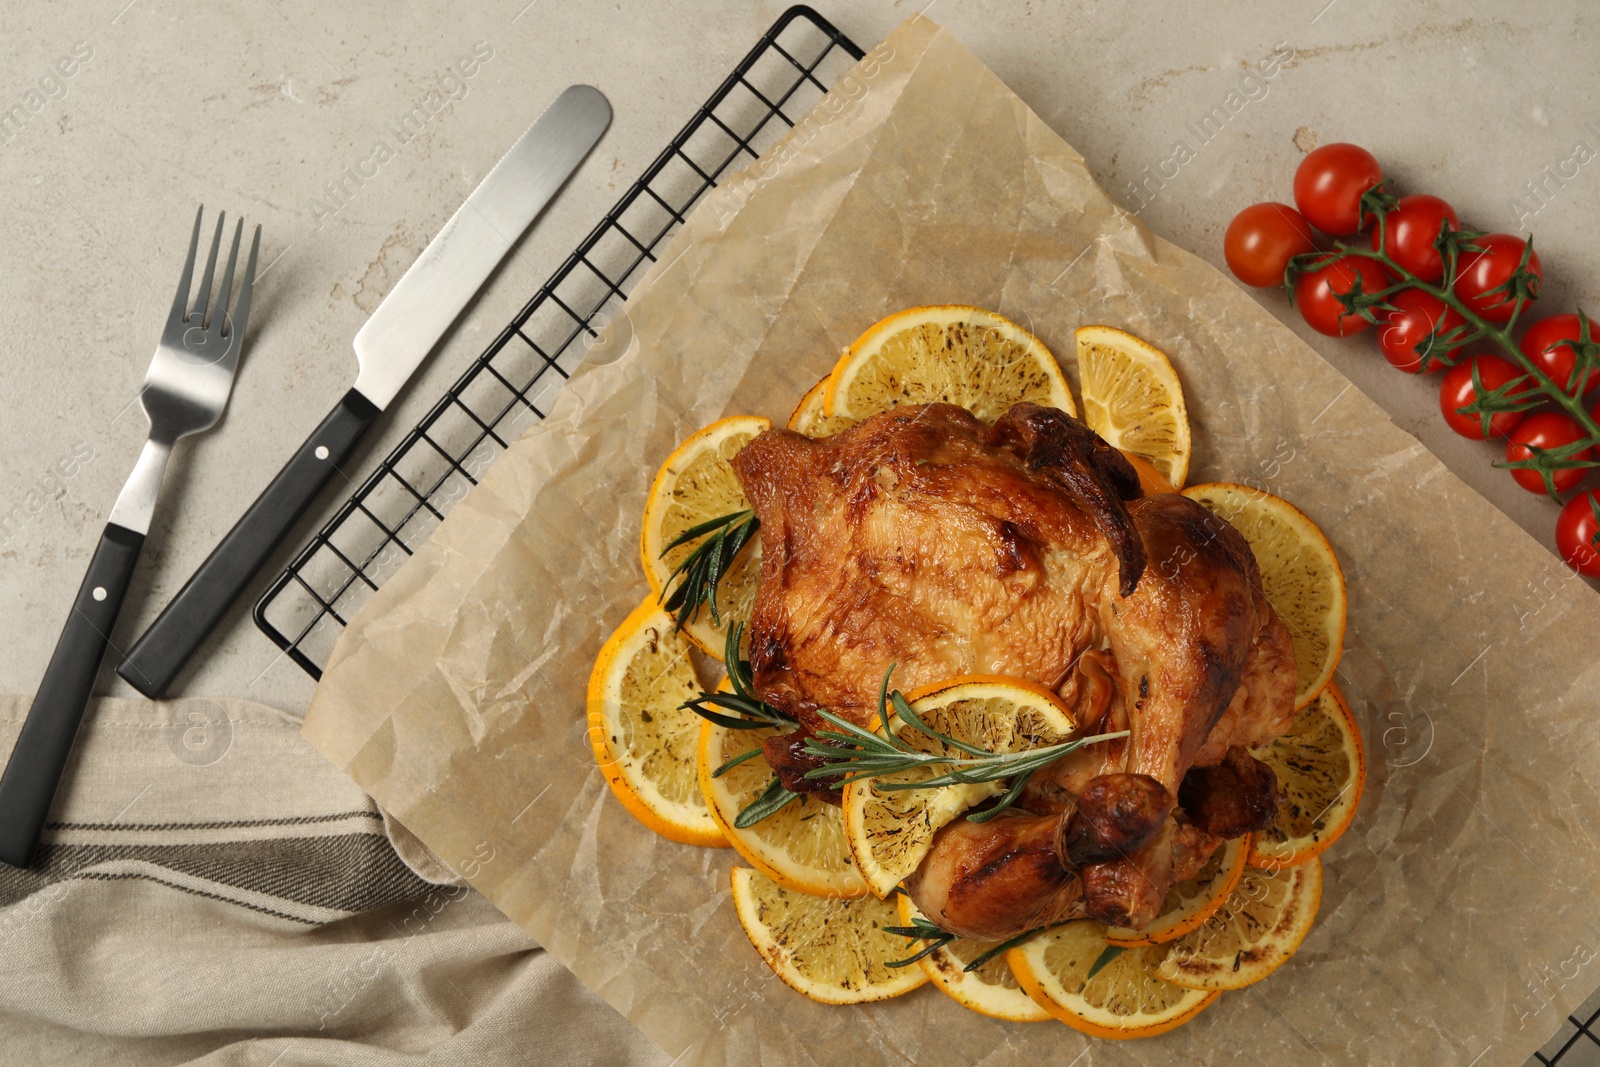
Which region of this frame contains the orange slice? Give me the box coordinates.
[1075,325,1191,488]
[788,373,856,437]
[697,715,868,898]
[1249,683,1365,868]
[586,598,724,847]
[895,894,1050,1022]
[1156,856,1323,991]
[825,306,1076,423]
[729,867,928,1004]
[1181,483,1346,708]
[1008,920,1220,1039]
[640,415,768,658]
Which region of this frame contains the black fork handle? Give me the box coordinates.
[116,388,380,698]
[0,522,145,867]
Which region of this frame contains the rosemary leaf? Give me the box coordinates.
[1085,944,1127,981]
[965,770,1035,823]
[885,938,951,968]
[663,511,750,552]
[891,689,993,759]
[734,776,798,829]
[883,917,956,968]
[712,746,767,778]
[962,925,1053,972]
[693,692,786,721]
[681,700,770,731]
[703,525,731,625]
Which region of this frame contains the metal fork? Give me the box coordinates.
[0,208,260,867]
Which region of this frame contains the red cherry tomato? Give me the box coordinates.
[1454,234,1542,323]
[1520,313,1600,396]
[1372,194,1458,283]
[1294,256,1391,337]
[1293,143,1384,236]
[1556,490,1600,577]
[1224,202,1317,288]
[1378,289,1465,373]
[1439,355,1531,439]
[1505,411,1591,494]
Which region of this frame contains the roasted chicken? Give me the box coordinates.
[730,402,1297,937]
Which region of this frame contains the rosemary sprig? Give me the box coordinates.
[798,668,1129,824]
[674,622,800,823]
[679,623,794,739]
[883,917,1063,974]
[883,916,956,968]
[659,509,759,629]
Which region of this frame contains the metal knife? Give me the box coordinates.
[117,84,611,698]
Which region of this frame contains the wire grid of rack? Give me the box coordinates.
[253,6,864,679]
[250,9,1600,1061]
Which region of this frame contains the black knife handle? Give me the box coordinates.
[0,522,145,867]
[116,388,380,698]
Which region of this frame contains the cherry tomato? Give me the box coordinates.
[1505,411,1591,494]
[1555,490,1600,577]
[1293,143,1384,236]
[1372,194,1458,283]
[1294,255,1391,337]
[1520,313,1600,396]
[1439,355,1531,439]
[1224,202,1317,288]
[1378,289,1465,373]
[1454,233,1542,323]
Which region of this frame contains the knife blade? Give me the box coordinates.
[116,85,611,698]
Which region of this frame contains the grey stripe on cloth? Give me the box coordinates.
[0,832,434,918]
[0,695,672,1067]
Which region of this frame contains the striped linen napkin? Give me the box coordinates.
[0,694,668,1066]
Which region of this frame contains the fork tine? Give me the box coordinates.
[227,224,262,349]
[166,206,204,332]
[193,211,226,327]
[211,218,244,338]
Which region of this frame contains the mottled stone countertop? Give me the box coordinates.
[1,2,1597,1061]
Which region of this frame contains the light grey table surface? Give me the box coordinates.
[1,1,1597,1063]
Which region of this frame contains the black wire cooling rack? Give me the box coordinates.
[249,9,1600,1062]
[252,5,864,679]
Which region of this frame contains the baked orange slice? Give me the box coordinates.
[840,676,1079,898]
[729,867,928,1004]
[697,714,867,898]
[1249,683,1365,868]
[586,599,724,847]
[1156,856,1323,991]
[1076,325,1191,488]
[788,373,856,437]
[895,894,1050,1022]
[1008,920,1220,1039]
[639,415,768,658]
[825,306,1076,423]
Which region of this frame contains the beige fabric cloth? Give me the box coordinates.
[0,695,670,1066]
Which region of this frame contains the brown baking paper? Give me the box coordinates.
[303,16,1600,1065]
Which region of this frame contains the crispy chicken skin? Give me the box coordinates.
[730,403,1296,937]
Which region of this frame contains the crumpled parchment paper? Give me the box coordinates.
[303,15,1600,1065]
